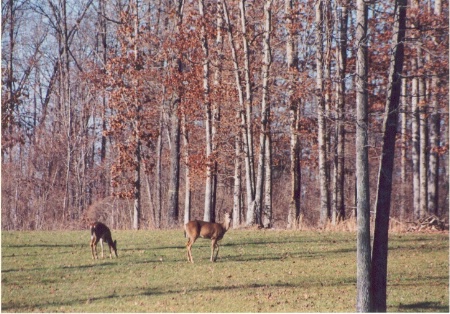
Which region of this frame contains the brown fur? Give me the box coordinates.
[185,212,232,263]
[90,222,118,259]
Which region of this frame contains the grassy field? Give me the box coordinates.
[1,229,448,312]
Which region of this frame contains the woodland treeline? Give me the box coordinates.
[2,0,448,230]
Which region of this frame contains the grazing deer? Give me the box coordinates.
[185,212,232,263]
[89,222,118,259]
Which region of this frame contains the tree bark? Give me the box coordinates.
[426,0,442,215]
[199,0,214,222]
[233,129,242,228]
[168,103,181,227]
[316,0,329,227]
[167,0,184,227]
[418,66,428,217]
[239,0,256,225]
[411,67,420,219]
[155,108,163,228]
[253,0,272,227]
[332,0,348,224]
[262,132,272,228]
[355,0,371,311]
[132,0,141,230]
[371,0,406,310]
[400,78,407,221]
[182,113,191,224]
[286,0,301,229]
[223,0,245,227]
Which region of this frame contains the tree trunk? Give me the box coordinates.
[418,69,428,217]
[132,0,141,230]
[262,133,272,228]
[370,0,406,310]
[233,129,242,228]
[155,108,164,228]
[400,78,407,221]
[428,76,440,214]
[426,1,442,215]
[200,0,214,222]
[418,73,428,217]
[182,113,191,224]
[332,0,348,224]
[167,0,184,227]
[239,0,256,225]
[168,104,181,227]
[355,0,371,311]
[316,0,329,227]
[223,0,246,227]
[411,68,420,219]
[286,0,301,229]
[99,0,108,201]
[239,0,256,216]
[252,0,272,227]
[211,0,222,223]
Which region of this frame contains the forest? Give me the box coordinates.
[1,0,449,231]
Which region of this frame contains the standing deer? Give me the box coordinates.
[185,212,232,263]
[89,222,118,259]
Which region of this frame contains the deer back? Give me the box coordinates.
[91,222,113,244]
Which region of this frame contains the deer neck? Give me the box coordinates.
[222,217,231,231]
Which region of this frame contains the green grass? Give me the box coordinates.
[1,229,448,312]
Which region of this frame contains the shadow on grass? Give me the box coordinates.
[1,292,121,312]
[2,262,118,274]
[4,243,82,249]
[141,281,297,297]
[396,301,448,312]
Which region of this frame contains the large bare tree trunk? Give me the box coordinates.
[132,0,141,230]
[199,0,214,222]
[428,76,440,215]
[262,0,273,228]
[332,0,348,224]
[427,2,442,215]
[253,0,273,227]
[355,0,371,310]
[167,0,184,227]
[238,0,256,225]
[168,103,181,227]
[316,0,329,227]
[223,0,245,227]
[371,0,407,310]
[262,133,272,228]
[98,0,109,199]
[211,0,223,222]
[411,68,420,219]
[60,0,72,223]
[418,61,428,217]
[400,78,407,221]
[155,109,163,228]
[6,0,17,228]
[233,129,242,227]
[182,113,191,224]
[286,0,301,229]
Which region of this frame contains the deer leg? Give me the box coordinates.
[186,237,197,263]
[108,243,112,259]
[186,238,191,262]
[100,239,104,258]
[214,242,220,262]
[210,239,217,262]
[91,237,99,259]
[90,238,96,259]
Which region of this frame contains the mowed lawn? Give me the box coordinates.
[1,229,448,312]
